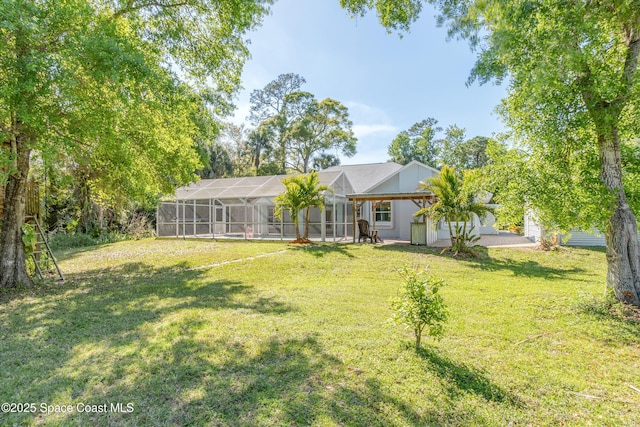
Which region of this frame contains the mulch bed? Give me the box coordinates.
[288,238,312,244]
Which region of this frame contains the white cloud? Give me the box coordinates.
[344,101,398,139]
[230,100,251,125]
[342,147,389,165]
[344,101,393,123]
[352,124,397,138]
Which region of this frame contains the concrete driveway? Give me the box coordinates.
[431,231,536,248]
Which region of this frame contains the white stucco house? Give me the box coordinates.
[156,160,499,244]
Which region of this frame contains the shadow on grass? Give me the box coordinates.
[464,257,586,279]
[0,261,296,407]
[61,333,431,426]
[328,377,425,426]
[374,244,586,279]
[291,243,356,258]
[372,244,439,256]
[574,295,640,345]
[416,346,521,406]
[0,258,524,426]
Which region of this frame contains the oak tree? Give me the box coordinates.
[341,0,640,305]
[388,118,441,167]
[0,0,271,287]
[249,73,306,174]
[286,96,356,173]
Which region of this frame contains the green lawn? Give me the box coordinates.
[1,239,639,426]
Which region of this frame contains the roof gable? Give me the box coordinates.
[324,162,402,193]
[362,160,440,194]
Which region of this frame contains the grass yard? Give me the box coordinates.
[1,239,639,426]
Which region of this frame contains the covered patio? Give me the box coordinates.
[348,191,438,245]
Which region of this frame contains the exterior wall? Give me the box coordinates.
[366,162,437,195]
[561,230,606,246]
[358,162,501,242]
[436,215,483,240]
[372,200,420,241]
[361,200,439,244]
[370,174,400,194]
[437,219,481,240]
[426,216,438,245]
[398,163,436,192]
[437,221,449,240]
[479,212,498,235]
[524,211,606,246]
[523,212,543,243]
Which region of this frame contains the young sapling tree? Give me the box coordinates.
[391,266,449,351]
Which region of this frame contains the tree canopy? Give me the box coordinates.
[249,74,356,174]
[388,118,490,170]
[286,95,356,173]
[388,118,441,166]
[0,0,272,287]
[340,0,640,305]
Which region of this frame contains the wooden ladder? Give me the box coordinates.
[27,216,64,282]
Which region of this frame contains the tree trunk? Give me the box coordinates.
[446,218,456,248]
[293,209,300,240]
[598,128,640,306]
[303,207,310,239]
[302,153,311,173]
[461,216,468,249]
[0,135,33,288]
[279,135,287,175]
[253,146,261,175]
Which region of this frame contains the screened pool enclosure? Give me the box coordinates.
[156,171,356,241]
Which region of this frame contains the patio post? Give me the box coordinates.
[208,199,212,236]
[352,199,356,243]
[333,194,337,242]
[321,203,326,242]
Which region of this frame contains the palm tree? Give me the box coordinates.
[416,166,489,255]
[274,176,306,241]
[274,171,331,241]
[298,171,331,239]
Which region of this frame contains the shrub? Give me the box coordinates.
[391,266,449,351]
[49,231,129,251]
[537,236,560,251]
[507,224,523,234]
[122,210,155,240]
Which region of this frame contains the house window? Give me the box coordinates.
[375,201,392,224]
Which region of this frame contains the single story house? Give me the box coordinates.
[156,160,498,244]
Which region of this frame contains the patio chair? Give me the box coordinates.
[357,219,374,243]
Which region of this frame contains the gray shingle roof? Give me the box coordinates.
[173,163,403,201]
[324,162,403,193]
[176,171,345,201]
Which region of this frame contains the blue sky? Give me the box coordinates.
[231,0,507,165]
